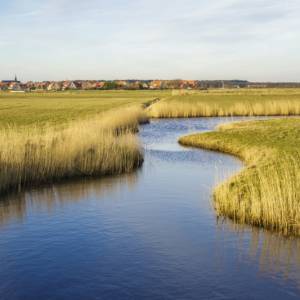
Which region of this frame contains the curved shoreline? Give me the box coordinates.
[178,118,300,236]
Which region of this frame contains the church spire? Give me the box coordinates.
[14,75,18,82]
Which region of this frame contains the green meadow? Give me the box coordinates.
[2,88,300,127]
[0,90,166,127]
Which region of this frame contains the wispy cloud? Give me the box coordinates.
[0,0,300,81]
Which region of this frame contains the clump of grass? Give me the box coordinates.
[179,118,300,235]
[0,107,147,195]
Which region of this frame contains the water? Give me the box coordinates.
[0,117,300,300]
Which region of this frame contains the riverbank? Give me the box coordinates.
[179,118,300,235]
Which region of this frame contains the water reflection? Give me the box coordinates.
[0,172,138,226]
[217,218,300,286]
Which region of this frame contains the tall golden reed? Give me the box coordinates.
[179,119,300,235]
[0,107,147,195]
[214,152,300,235]
[148,100,300,118]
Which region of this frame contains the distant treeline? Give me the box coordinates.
[1,79,300,91]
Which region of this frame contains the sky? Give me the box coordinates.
[0,0,300,82]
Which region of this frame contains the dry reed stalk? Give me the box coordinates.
[148,100,300,118]
[0,107,147,195]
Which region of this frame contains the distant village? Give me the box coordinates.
[1,77,300,92]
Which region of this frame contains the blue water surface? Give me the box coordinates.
[0,117,299,300]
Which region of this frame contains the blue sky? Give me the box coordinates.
[1,0,300,81]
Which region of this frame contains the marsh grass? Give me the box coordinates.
[148,100,300,118]
[179,118,300,235]
[148,89,300,118]
[0,107,147,195]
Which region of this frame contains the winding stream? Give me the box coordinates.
[0,117,300,299]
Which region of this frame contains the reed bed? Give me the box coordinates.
[148,100,300,118]
[0,107,147,195]
[179,118,300,235]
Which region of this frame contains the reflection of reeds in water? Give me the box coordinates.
[217,218,300,286]
[0,172,138,226]
[0,193,26,225]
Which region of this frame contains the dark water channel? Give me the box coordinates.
[0,117,300,300]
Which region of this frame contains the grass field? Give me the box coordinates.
[3,89,300,126]
[0,90,166,127]
[148,89,300,117]
[179,118,300,235]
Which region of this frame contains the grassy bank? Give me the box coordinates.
[179,118,300,235]
[0,91,161,195]
[148,89,300,117]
